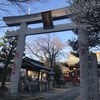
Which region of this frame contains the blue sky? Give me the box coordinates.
[0,0,77,38]
[24,0,78,61]
[0,0,78,61]
[0,0,78,44]
[25,0,78,46]
[25,0,77,38]
[29,0,69,13]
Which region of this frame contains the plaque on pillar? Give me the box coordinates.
[42,11,54,29]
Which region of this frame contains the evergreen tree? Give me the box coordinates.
[0,36,17,90]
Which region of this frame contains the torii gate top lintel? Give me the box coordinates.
[3,6,71,27]
[4,6,77,37]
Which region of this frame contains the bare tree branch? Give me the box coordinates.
[25,34,67,67]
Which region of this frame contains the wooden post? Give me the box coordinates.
[37,70,40,91]
[25,69,28,82]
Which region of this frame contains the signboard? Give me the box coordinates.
[42,11,54,29]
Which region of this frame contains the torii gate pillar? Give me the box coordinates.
[4,22,27,100]
[78,28,99,100]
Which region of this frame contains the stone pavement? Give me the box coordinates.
[1,87,100,100]
[21,87,100,100]
[20,87,74,100]
[0,87,76,100]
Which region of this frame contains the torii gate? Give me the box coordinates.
[3,6,99,100]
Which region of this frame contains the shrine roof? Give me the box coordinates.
[22,57,51,71]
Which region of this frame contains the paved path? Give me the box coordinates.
[21,87,100,100]
[21,87,80,100]
[44,87,80,100]
[1,87,100,100]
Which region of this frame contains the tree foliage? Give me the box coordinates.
[53,65,62,84]
[0,36,17,90]
[26,34,66,85]
[67,0,100,31]
[67,0,100,51]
